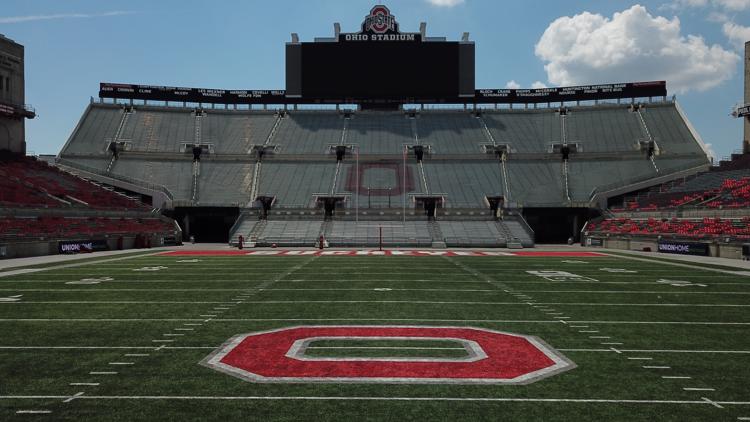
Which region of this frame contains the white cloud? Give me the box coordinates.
[714,0,750,10]
[505,80,521,89]
[534,5,739,94]
[425,0,465,7]
[531,81,548,89]
[0,11,133,24]
[665,0,750,10]
[707,11,729,22]
[723,22,750,49]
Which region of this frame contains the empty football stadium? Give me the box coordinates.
[2,3,750,421]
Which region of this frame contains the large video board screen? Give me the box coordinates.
[291,41,474,100]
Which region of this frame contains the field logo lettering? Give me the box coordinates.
[526,270,598,282]
[203,326,575,385]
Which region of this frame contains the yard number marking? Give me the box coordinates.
[66,277,114,285]
[599,268,637,273]
[526,271,598,282]
[656,279,707,288]
[133,266,169,272]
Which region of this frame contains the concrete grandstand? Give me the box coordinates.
[56,99,710,248]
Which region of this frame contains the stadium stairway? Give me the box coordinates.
[501,216,535,247]
[427,220,446,248]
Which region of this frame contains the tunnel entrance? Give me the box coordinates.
[169,207,239,243]
[522,207,600,244]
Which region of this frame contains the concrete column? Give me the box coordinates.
[183,216,190,238]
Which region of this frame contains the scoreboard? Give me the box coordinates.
[288,41,474,100]
[285,5,475,101]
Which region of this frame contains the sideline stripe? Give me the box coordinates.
[1,318,748,326]
[8,298,749,305]
[16,410,52,414]
[1,395,749,405]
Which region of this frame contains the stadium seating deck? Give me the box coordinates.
[616,173,750,210]
[0,216,175,241]
[0,154,147,210]
[253,220,323,246]
[59,102,710,209]
[587,217,750,240]
[274,113,343,154]
[347,113,413,154]
[438,220,508,247]
[327,221,433,247]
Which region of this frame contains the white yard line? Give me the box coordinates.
[701,397,724,409]
[0,346,737,353]
[62,392,85,403]
[1,395,749,405]
[1,318,748,325]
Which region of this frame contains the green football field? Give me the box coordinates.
[1,250,749,421]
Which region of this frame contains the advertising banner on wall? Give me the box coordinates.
[657,241,709,256]
[586,238,604,247]
[58,240,109,254]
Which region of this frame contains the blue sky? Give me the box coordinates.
[2,0,748,159]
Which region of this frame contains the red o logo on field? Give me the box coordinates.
[201,326,575,384]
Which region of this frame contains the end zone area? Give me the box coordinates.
[0,250,749,420]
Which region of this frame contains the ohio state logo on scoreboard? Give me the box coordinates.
[362,5,398,34]
[201,326,576,384]
[341,5,420,42]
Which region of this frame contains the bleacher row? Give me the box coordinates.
[586,217,750,240]
[0,216,175,241]
[617,173,750,210]
[239,220,532,248]
[0,154,146,210]
[0,153,179,251]
[66,103,704,155]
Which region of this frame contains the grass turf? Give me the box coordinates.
[0,252,748,421]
